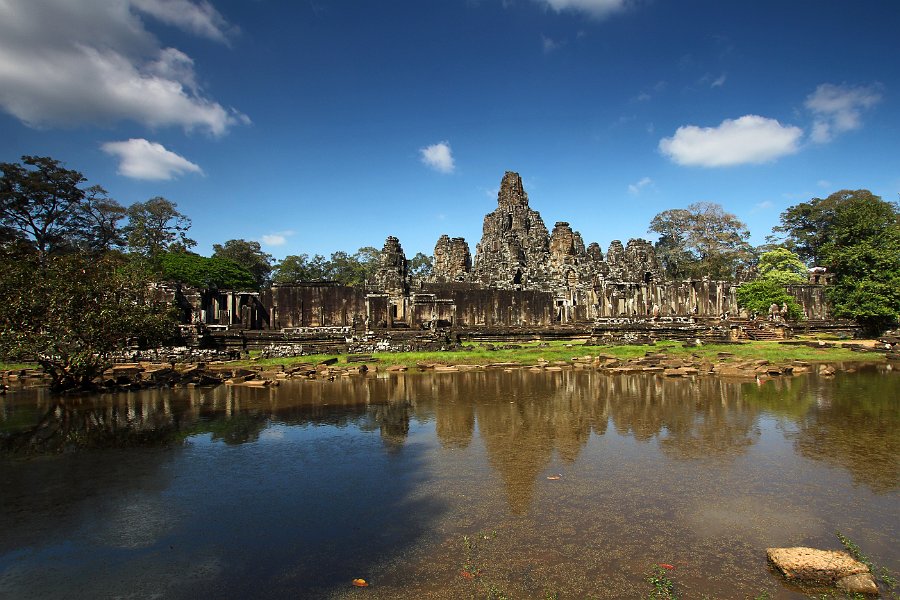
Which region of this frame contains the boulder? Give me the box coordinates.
[766,547,874,593]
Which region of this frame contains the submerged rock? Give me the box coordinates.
[767,547,877,594]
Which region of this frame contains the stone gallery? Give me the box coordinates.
[181,172,829,339]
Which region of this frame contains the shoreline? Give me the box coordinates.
[2,339,896,393]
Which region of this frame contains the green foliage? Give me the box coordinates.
[646,565,678,599]
[0,155,126,258]
[0,252,177,392]
[756,247,806,284]
[159,251,257,290]
[211,238,273,288]
[328,246,381,286]
[737,279,804,320]
[409,251,433,278]
[769,194,839,265]
[272,253,330,283]
[124,196,195,258]
[649,202,752,280]
[271,247,382,286]
[819,192,900,333]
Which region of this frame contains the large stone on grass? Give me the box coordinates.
[766,547,875,593]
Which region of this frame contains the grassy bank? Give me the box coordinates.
[232,339,883,370]
[2,340,885,375]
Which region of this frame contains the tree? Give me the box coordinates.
[0,252,177,392]
[272,253,330,283]
[125,197,195,258]
[78,185,127,253]
[649,202,752,280]
[756,247,807,285]
[1,155,88,258]
[328,246,381,286]
[409,252,433,278]
[736,248,807,320]
[159,251,257,290]
[819,191,900,333]
[769,192,844,265]
[211,239,273,288]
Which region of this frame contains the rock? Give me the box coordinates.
[836,573,879,595]
[373,236,409,295]
[432,235,472,281]
[766,547,870,584]
[715,365,757,378]
[386,365,408,372]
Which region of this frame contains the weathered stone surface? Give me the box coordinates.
[471,171,550,288]
[836,573,879,594]
[374,236,408,295]
[766,547,870,583]
[432,235,472,281]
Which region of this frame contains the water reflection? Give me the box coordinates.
[1,367,898,599]
[3,367,898,501]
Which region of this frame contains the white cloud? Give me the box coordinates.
[0,0,246,135]
[130,0,234,43]
[420,141,455,173]
[537,0,631,19]
[805,83,882,143]
[711,73,726,88]
[262,231,294,247]
[659,115,803,167]
[627,177,653,196]
[102,138,202,180]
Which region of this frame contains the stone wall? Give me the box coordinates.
[267,283,367,329]
[178,169,832,335]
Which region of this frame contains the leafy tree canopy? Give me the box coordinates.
[736,279,804,320]
[272,253,330,283]
[769,189,890,267]
[272,247,382,286]
[649,202,753,280]
[125,197,195,259]
[818,191,900,333]
[409,252,433,278]
[211,239,273,288]
[0,155,126,259]
[0,252,177,392]
[159,251,257,290]
[756,247,807,284]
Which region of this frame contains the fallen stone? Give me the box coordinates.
[836,573,879,595]
[715,365,757,378]
[766,547,870,584]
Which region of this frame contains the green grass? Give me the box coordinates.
[0,362,38,371]
[229,339,877,370]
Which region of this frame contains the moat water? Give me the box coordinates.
[1,366,898,599]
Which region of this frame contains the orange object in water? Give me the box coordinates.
[546,474,561,480]
[352,578,369,587]
[659,564,675,570]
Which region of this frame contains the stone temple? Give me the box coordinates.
[176,171,832,345]
[434,170,662,291]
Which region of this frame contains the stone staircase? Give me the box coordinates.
[745,327,783,341]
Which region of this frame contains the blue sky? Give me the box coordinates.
[2,0,898,259]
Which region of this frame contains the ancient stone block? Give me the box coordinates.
[373,236,408,295]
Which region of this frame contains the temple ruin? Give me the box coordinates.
[175,171,839,348]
